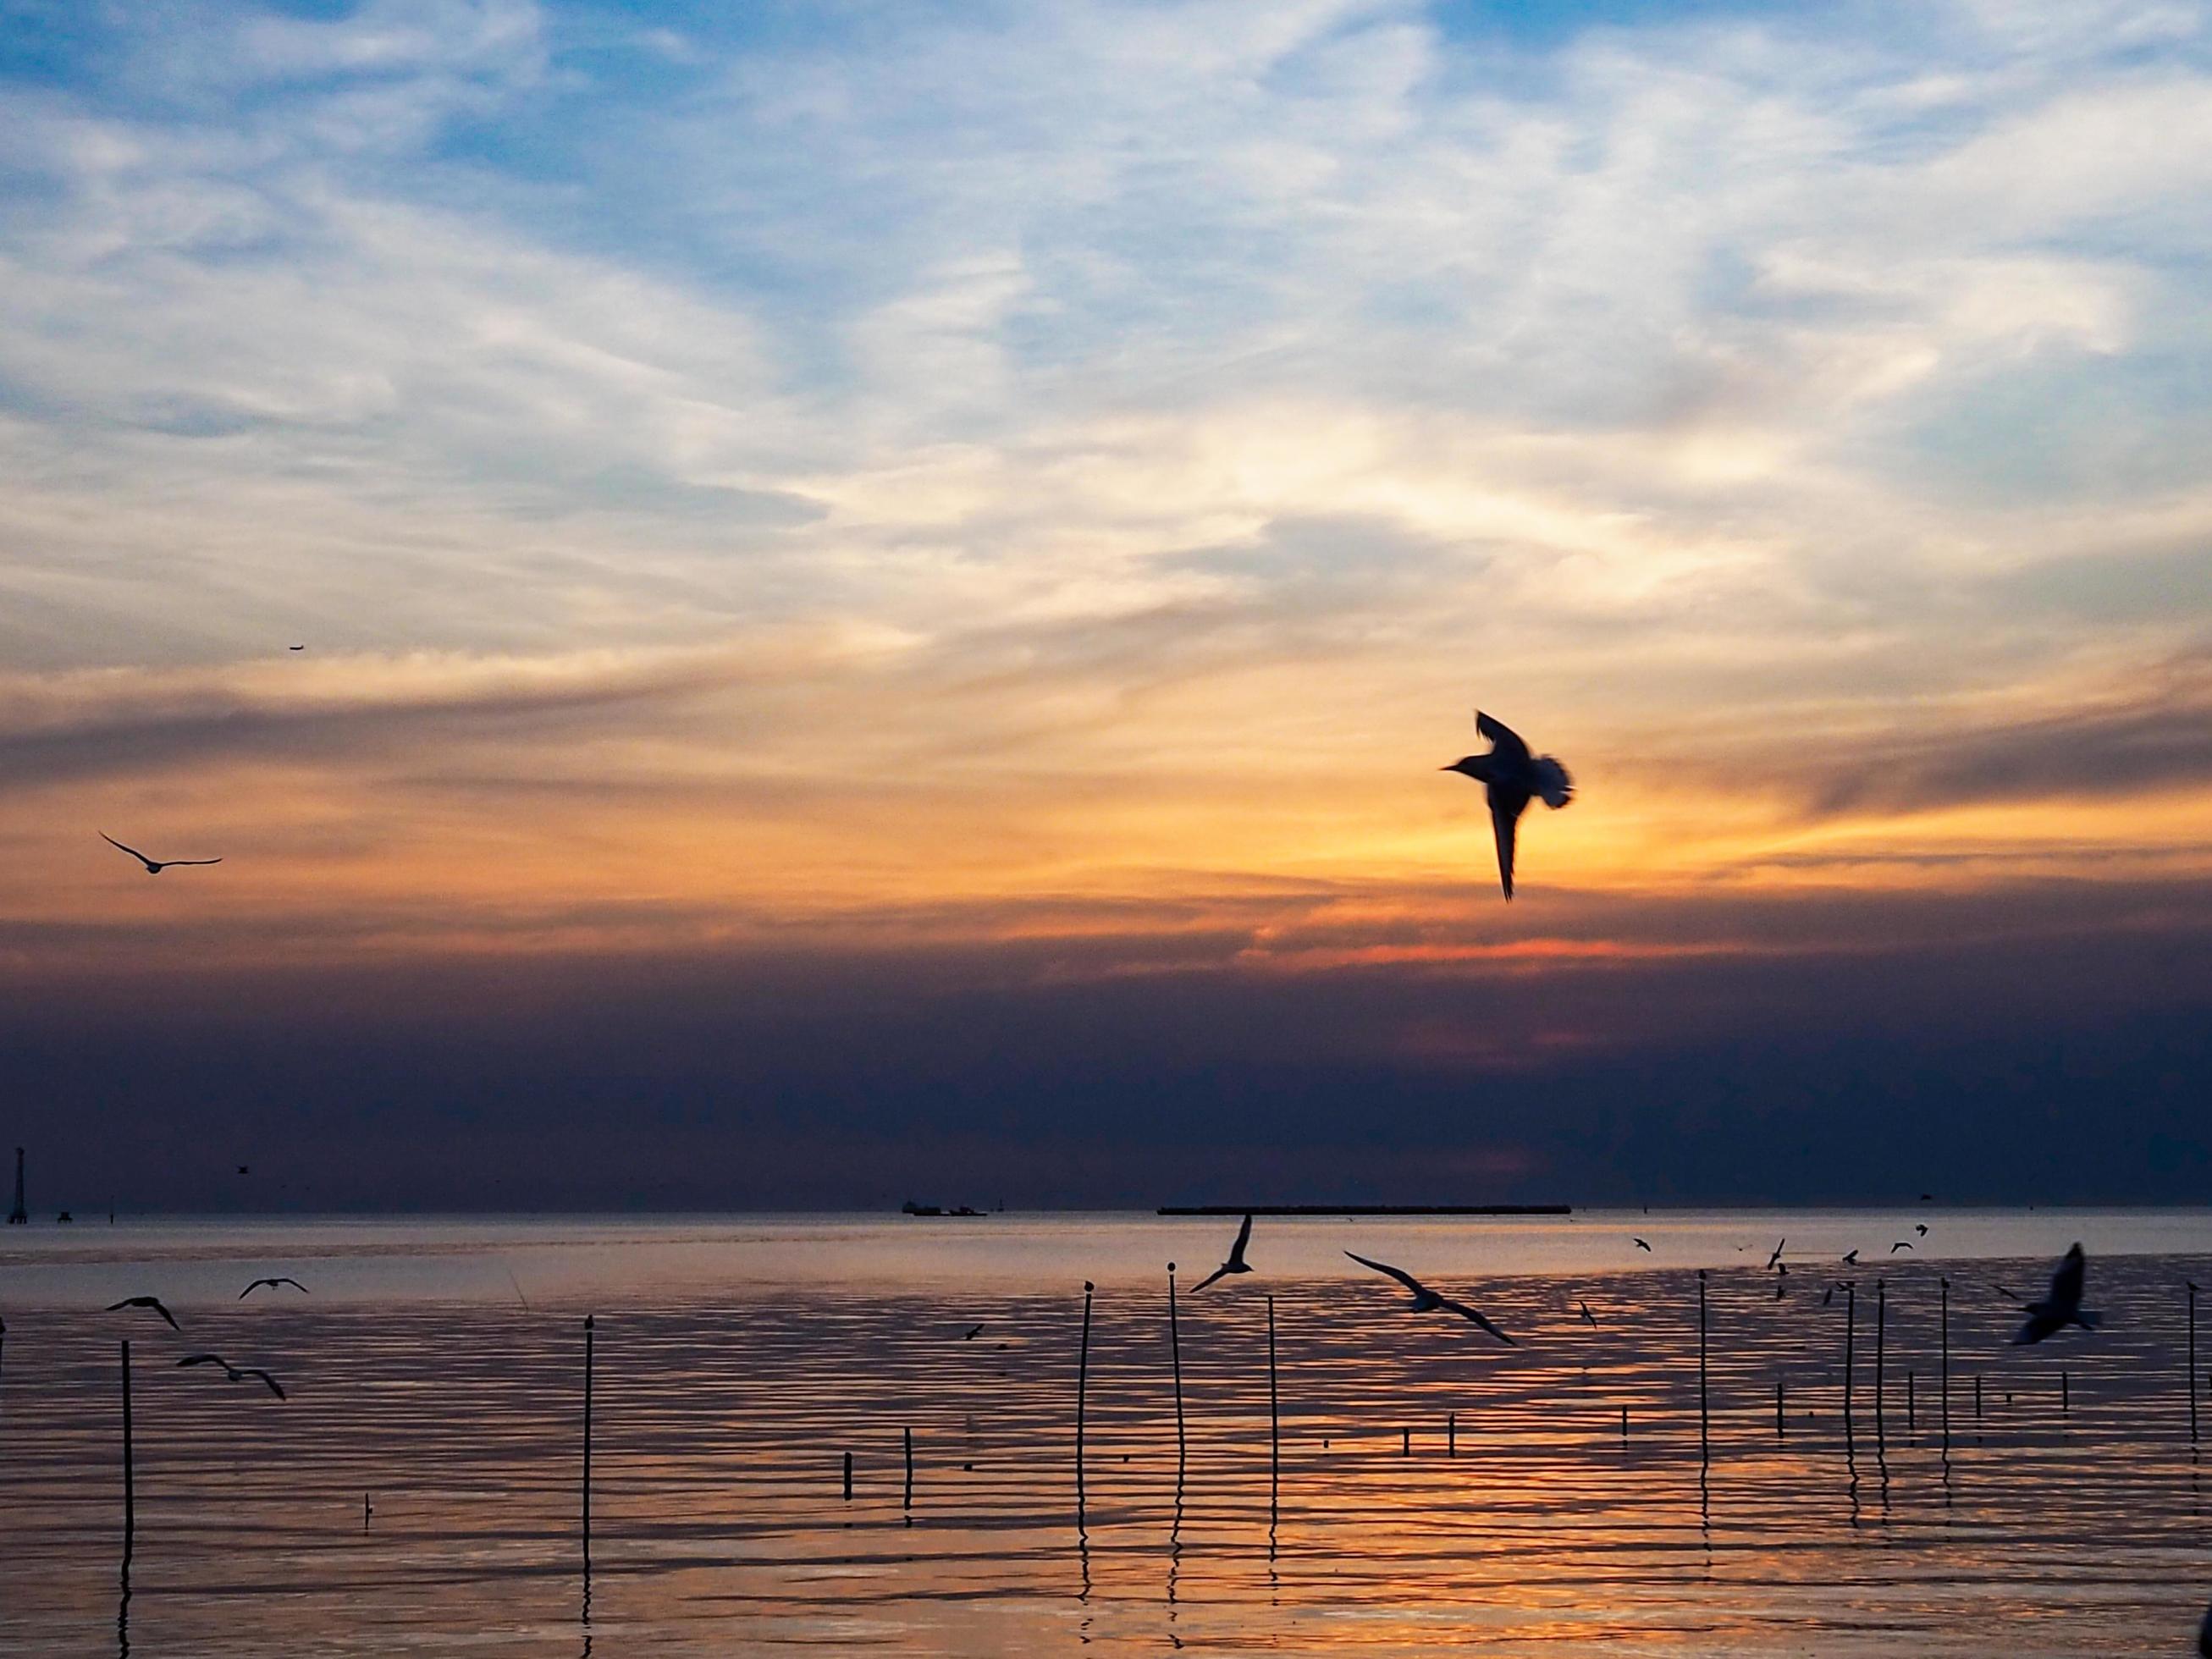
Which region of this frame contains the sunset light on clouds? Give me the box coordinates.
[3,0,2210,1209]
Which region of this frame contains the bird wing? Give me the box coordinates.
[277,1278,307,1292]
[2049,1244,2084,1311]
[1345,1251,1428,1297]
[1891,1242,1912,1252]
[240,1281,268,1298]
[1439,1298,1514,1344]
[178,1353,227,1368]
[153,1298,179,1329]
[2013,1309,2064,1346]
[1491,797,1522,899]
[242,1370,286,1399]
[165,857,222,867]
[1475,712,1530,765]
[1189,1262,1233,1292]
[1227,1210,1254,1267]
[1531,756,1574,809]
[1633,1238,1651,1250]
[101,833,152,863]
[1841,1251,1857,1264]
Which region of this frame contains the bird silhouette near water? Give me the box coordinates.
[178,1353,286,1398]
[1190,1213,1255,1292]
[2013,1243,2099,1345]
[106,1295,179,1329]
[1344,1251,1514,1344]
[240,1277,308,1298]
[1442,712,1573,899]
[100,833,221,874]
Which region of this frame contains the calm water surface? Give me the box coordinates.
[2,1210,2209,1655]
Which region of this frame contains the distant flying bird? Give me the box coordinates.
[2012,1243,2100,1346]
[1442,712,1574,899]
[1766,1239,1785,1270]
[1822,1285,1836,1306]
[1578,1300,1597,1326]
[1840,1249,1859,1265]
[961,1324,984,1341]
[288,645,305,652]
[1191,1213,1255,1292]
[178,1353,285,1398]
[1344,1251,1514,1344]
[1633,1237,1652,1253]
[100,833,221,874]
[1914,1223,1928,1237]
[237,1166,251,1176]
[106,1295,179,1330]
[1989,1282,2023,1304]
[1890,1241,1914,1253]
[240,1277,307,1298]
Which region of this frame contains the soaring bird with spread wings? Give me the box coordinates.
[2013,1243,2100,1346]
[1442,712,1573,899]
[100,834,221,874]
[1190,1212,1255,1292]
[1345,1251,1514,1344]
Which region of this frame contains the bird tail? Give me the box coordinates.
[1531,757,1573,809]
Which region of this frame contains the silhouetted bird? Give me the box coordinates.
[1989,1282,2023,1304]
[1345,1251,1514,1344]
[1191,1213,1255,1292]
[2013,1243,2099,1346]
[106,1295,179,1330]
[288,645,305,652]
[1840,1249,1859,1265]
[960,1324,984,1341]
[1766,1239,1785,1270]
[1442,712,1573,899]
[178,1353,285,1398]
[1633,1237,1652,1253]
[1578,1300,1597,1326]
[1914,1223,1928,1237]
[237,1166,250,1176]
[100,833,221,874]
[1891,1241,1914,1253]
[240,1277,307,1298]
[1823,1285,1836,1306]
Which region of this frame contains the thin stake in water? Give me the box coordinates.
[1266,1295,1280,1520]
[1940,1277,1951,1450]
[1697,1270,1709,1465]
[904,1426,914,1512]
[582,1316,593,1568]
[1075,1281,1094,1530]
[843,1450,853,1501]
[1167,1265,1186,1471]
[1874,1280,1886,1446]
[2189,1281,2199,1445]
[120,1339,135,1562]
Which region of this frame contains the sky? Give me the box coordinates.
[2,0,2210,1212]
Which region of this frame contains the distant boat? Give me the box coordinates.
[901,1200,988,1218]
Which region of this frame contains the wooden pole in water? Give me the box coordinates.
[903,1426,914,1511]
[1973,1372,1982,1422]
[1401,1427,1410,1456]
[1619,1403,1628,1446]
[1266,1295,1280,1513]
[1843,1283,1856,1439]
[581,1316,593,1564]
[1448,1411,1456,1458]
[2190,1281,2199,1446]
[1908,1370,1916,1434]
[842,1450,853,1500]
[120,1340,135,1560]
[1697,1270,1709,1465]
[1775,1378,1784,1437]
[2061,1370,2070,1417]
[1075,1281,1094,1528]
[1939,1277,1950,1448]
[1873,1280,1886,1444]
[1167,1265,1186,1470]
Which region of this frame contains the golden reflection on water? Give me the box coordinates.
[1,1248,2209,1654]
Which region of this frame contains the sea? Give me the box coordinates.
[2,1208,2209,1655]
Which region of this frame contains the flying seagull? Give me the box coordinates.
[2012,1243,2100,1346]
[1442,711,1574,899]
[960,1323,984,1341]
[1914,1223,1928,1237]
[288,645,305,652]
[1840,1249,1859,1265]
[1578,1300,1597,1326]
[240,1277,308,1298]
[1345,1251,1514,1344]
[106,1295,179,1330]
[1766,1239,1786,1270]
[1633,1237,1652,1253]
[1890,1241,1915,1253]
[100,833,221,874]
[1191,1212,1255,1292]
[178,1353,285,1398]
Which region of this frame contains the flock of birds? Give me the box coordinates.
[102,1276,307,1403]
[1183,1213,2099,1349]
[97,704,1573,896]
